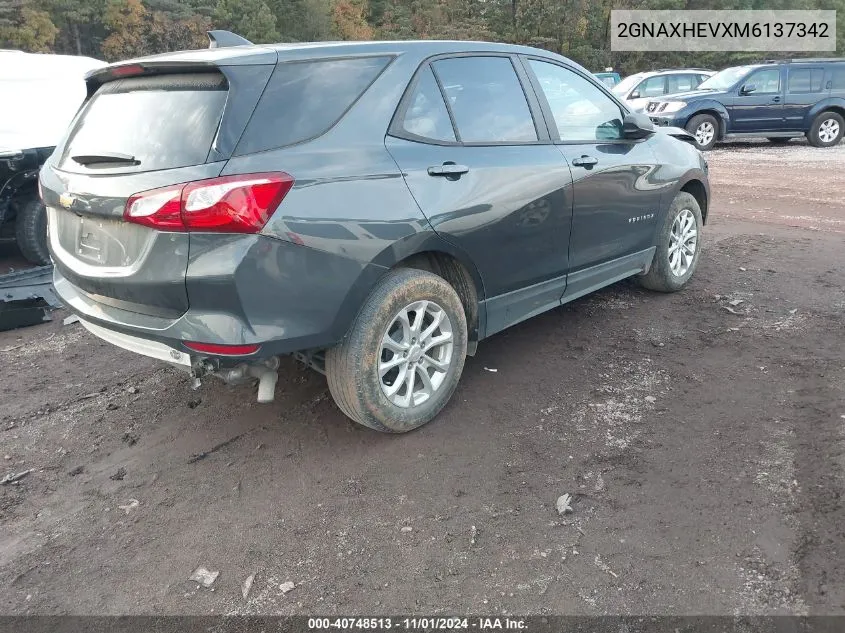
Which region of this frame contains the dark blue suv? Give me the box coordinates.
[646,59,845,150]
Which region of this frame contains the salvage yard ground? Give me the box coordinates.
[1,140,844,615]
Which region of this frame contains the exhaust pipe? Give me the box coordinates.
[256,370,278,403]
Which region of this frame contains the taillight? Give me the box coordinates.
[183,341,261,356]
[124,172,294,233]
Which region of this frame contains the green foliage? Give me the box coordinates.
[0,3,58,51]
[0,0,840,74]
[213,0,279,43]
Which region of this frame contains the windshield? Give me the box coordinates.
[612,74,644,96]
[697,66,754,91]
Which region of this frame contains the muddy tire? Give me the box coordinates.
[639,192,703,293]
[685,113,718,150]
[806,111,844,148]
[15,196,51,265]
[326,268,468,433]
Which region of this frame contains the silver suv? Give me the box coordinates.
[612,68,714,112]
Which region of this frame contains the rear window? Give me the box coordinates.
[830,65,845,91]
[60,73,227,172]
[235,56,392,155]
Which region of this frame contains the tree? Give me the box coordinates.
[331,0,373,39]
[214,0,280,43]
[0,3,58,52]
[101,0,147,59]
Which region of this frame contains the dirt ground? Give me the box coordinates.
[1,139,843,617]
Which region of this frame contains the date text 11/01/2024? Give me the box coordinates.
[308,617,528,630]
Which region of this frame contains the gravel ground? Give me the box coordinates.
[0,139,843,616]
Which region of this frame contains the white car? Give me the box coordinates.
[0,51,105,264]
[612,69,715,113]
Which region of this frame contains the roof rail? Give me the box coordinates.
[759,57,844,64]
[207,30,253,49]
[654,68,713,73]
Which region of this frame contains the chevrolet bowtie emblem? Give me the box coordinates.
[59,192,76,209]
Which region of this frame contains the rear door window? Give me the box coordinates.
[667,74,695,93]
[787,68,824,93]
[431,56,537,143]
[396,66,456,143]
[60,73,227,173]
[236,56,391,155]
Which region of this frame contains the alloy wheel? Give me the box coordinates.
[379,300,454,408]
[819,118,840,144]
[695,121,715,147]
[668,208,698,277]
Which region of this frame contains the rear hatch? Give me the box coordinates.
[41,57,275,318]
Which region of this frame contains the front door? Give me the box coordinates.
[523,58,663,300]
[385,55,575,335]
[729,67,785,133]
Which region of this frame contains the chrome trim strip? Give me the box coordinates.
[80,318,191,366]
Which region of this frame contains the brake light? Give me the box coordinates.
[110,64,145,78]
[183,341,261,356]
[124,173,294,233]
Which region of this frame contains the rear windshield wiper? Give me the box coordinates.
[72,152,140,166]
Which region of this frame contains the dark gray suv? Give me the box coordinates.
[40,36,710,433]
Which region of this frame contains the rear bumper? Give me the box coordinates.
[54,233,388,364]
[79,318,191,366]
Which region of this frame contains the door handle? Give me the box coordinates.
[771,96,781,103]
[571,155,598,167]
[427,162,469,178]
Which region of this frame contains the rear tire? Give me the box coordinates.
[686,113,718,150]
[15,197,50,265]
[806,111,844,148]
[326,268,468,433]
[639,192,703,293]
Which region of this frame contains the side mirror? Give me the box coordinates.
[622,112,655,139]
[740,84,757,95]
[629,90,641,100]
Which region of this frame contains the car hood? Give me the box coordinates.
[660,88,729,102]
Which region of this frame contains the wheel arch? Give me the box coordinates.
[685,104,729,138]
[331,232,485,352]
[806,100,845,129]
[679,177,709,224]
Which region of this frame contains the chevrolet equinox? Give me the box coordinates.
[40,34,710,432]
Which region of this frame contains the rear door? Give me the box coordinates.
[728,66,785,132]
[385,54,574,335]
[523,57,663,300]
[40,66,272,317]
[783,65,826,131]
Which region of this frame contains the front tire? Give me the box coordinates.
[686,113,718,151]
[639,192,703,293]
[326,268,468,433]
[15,197,51,265]
[807,111,844,148]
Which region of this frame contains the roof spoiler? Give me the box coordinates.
[207,30,253,49]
